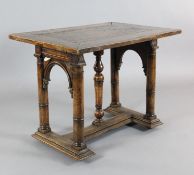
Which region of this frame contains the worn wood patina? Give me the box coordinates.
[9,22,181,160]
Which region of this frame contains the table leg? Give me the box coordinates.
[72,65,86,149]
[110,48,121,108]
[93,50,104,125]
[35,47,51,134]
[145,40,158,120]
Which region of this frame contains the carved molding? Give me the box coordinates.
[150,40,159,51]
[41,47,86,66]
[43,59,73,97]
[112,41,158,76]
[34,46,86,98]
[93,50,104,80]
[39,103,49,108]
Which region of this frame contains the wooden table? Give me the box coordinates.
[9,22,181,160]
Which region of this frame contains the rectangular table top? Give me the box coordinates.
[9,22,181,55]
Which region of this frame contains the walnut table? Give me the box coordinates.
[9,22,181,160]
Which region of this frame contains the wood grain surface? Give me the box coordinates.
[9,22,181,54]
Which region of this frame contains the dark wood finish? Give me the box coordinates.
[34,46,51,134]
[145,40,158,120]
[32,132,95,160]
[93,50,104,125]
[107,40,161,128]
[9,22,181,160]
[34,44,89,151]
[9,22,181,54]
[71,65,86,150]
[32,104,161,160]
[110,48,121,108]
[105,106,162,129]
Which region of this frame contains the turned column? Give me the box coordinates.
[72,65,86,149]
[93,50,104,125]
[110,48,121,107]
[34,46,51,133]
[145,40,158,119]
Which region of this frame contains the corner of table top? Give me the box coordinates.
[9,33,19,41]
[171,28,182,35]
[8,33,82,55]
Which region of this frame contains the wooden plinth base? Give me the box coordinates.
[32,132,95,160]
[32,106,162,160]
[105,106,163,129]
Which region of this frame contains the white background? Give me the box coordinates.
[0,0,194,175]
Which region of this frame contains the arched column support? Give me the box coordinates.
[33,46,92,157]
[109,41,151,108]
[105,40,162,128]
[43,59,73,97]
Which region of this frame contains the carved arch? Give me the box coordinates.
[113,41,152,76]
[43,59,73,97]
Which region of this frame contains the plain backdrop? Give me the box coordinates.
[0,0,194,175]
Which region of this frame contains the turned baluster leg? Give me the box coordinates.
[35,46,51,133]
[145,40,158,119]
[72,65,86,149]
[110,48,121,107]
[93,50,104,125]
